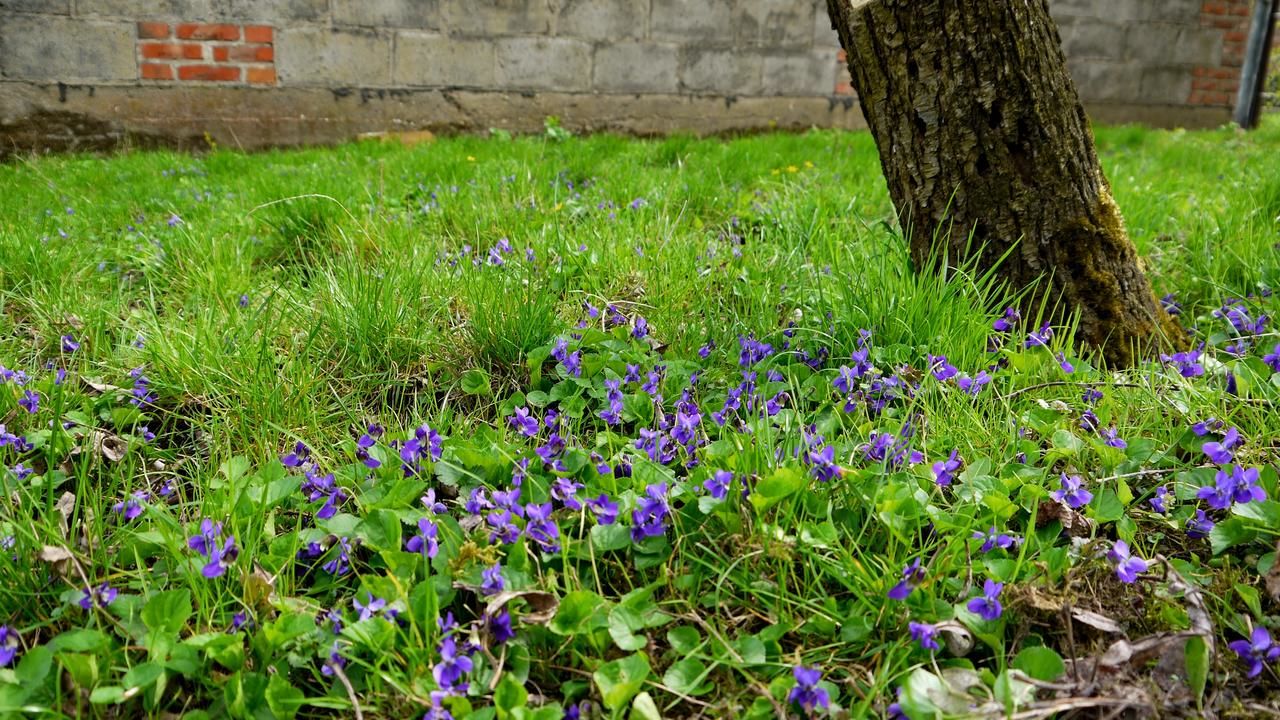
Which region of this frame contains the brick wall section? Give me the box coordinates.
[135,22,276,85]
[1189,0,1253,106]
[0,0,1256,149]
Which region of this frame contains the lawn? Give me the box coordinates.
[0,118,1278,719]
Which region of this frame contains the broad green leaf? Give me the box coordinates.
[1011,646,1064,682]
[142,589,192,637]
[590,523,631,552]
[265,674,305,719]
[666,626,701,654]
[662,657,709,695]
[1185,635,1209,707]
[460,368,492,396]
[630,691,662,720]
[1210,517,1256,554]
[550,590,611,636]
[749,467,806,512]
[494,673,528,718]
[593,652,650,711]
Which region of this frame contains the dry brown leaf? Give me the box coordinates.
[484,590,558,625]
[89,431,128,463]
[244,563,278,608]
[38,544,75,578]
[1071,608,1124,635]
[63,314,84,330]
[55,491,75,537]
[1036,499,1093,536]
[936,620,974,657]
[83,378,122,395]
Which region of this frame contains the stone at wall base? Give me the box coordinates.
[0,81,1231,159]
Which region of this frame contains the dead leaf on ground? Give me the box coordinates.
[484,590,558,625]
[90,430,128,463]
[38,545,75,578]
[55,491,75,537]
[244,563,278,608]
[1036,499,1094,536]
[83,378,123,395]
[1071,608,1124,635]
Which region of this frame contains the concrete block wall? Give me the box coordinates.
[0,0,1260,154]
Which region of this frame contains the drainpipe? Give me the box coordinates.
[1234,0,1277,129]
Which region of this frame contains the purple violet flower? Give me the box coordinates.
[1051,473,1093,509]
[932,450,962,487]
[0,626,19,667]
[888,559,925,601]
[1186,509,1215,539]
[78,582,118,610]
[1228,626,1280,679]
[481,563,505,596]
[967,580,1004,621]
[406,518,440,559]
[972,526,1015,553]
[586,493,618,525]
[786,665,830,715]
[909,621,940,652]
[1106,540,1148,583]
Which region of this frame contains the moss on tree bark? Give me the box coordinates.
[826,0,1184,366]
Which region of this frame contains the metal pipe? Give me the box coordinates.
[1234,0,1278,129]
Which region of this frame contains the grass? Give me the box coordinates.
[0,117,1278,719]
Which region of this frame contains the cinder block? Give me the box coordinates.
[395,32,495,88]
[1125,25,1221,66]
[0,16,135,81]
[277,27,391,86]
[593,42,679,94]
[1058,19,1126,59]
[441,0,555,36]
[78,0,325,21]
[78,0,212,19]
[1065,58,1142,102]
[0,0,70,13]
[652,0,735,44]
[334,0,440,28]
[495,37,592,92]
[213,0,328,21]
[678,48,763,95]
[558,0,647,41]
[762,51,836,96]
[813,0,841,49]
[1139,65,1193,104]
[736,0,815,47]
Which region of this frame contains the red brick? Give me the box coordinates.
[246,67,276,85]
[213,46,229,62]
[176,23,240,41]
[137,22,171,39]
[1224,30,1247,42]
[182,44,205,60]
[1202,2,1228,15]
[836,49,846,63]
[226,45,273,62]
[244,25,273,44]
[140,43,183,60]
[834,80,853,95]
[1228,3,1250,14]
[1192,78,1216,90]
[140,63,173,80]
[1211,67,1238,78]
[177,64,241,81]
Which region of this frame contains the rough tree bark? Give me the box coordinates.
[826,0,1183,367]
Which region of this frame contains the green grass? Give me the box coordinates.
[0,118,1278,719]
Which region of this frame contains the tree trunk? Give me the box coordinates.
[826,0,1183,367]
